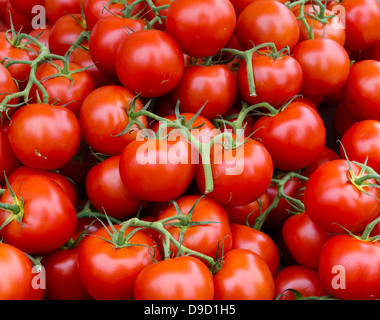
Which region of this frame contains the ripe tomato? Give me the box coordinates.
[292,38,350,97]
[230,0,287,17]
[77,225,161,300]
[304,159,380,234]
[157,195,232,261]
[30,60,96,116]
[282,212,331,270]
[0,175,77,254]
[49,14,87,56]
[195,137,273,206]
[339,0,380,51]
[89,15,145,76]
[116,29,184,98]
[0,120,21,186]
[134,256,214,300]
[0,242,33,300]
[171,64,237,120]
[230,223,279,276]
[237,52,303,109]
[213,248,274,300]
[8,103,81,170]
[165,0,236,58]
[79,85,147,156]
[45,0,86,23]
[7,165,78,207]
[341,60,380,121]
[274,265,329,300]
[301,146,340,178]
[235,1,299,51]
[42,246,92,300]
[86,155,146,220]
[333,102,357,139]
[4,1,34,33]
[119,137,196,202]
[340,120,380,174]
[252,101,326,171]
[318,234,380,300]
[0,62,19,110]
[9,0,44,19]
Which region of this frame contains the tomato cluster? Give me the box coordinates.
[1,0,380,301]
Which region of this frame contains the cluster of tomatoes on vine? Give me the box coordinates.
[0,0,380,301]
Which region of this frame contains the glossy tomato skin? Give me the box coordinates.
[89,16,145,76]
[236,1,299,51]
[0,175,77,254]
[282,212,331,270]
[195,138,273,206]
[157,195,232,262]
[78,225,161,300]
[171,64,237,120]
[8,103,81,170]
[0,242,33,300]
[237,53,303,109]
[86,155,145,220]
[318,235,380,300]
[341,60,380,121]
[304,159,380,234]
[165,0,236,58]
[274,265,329,300]
[79,85,147,156]
[213,249,275,300]
[42,246,92,300]
[230,223,279,276]
[0,62,19,110]
[301,146,340,178]
[0,120,21,186]
[119,138,196,203]
[292,38,350,98]
[31,60,96,116]
[45,0,86,23]
[339,0,380,51]
[340,120,380,174]
[9,0,44,19]
[116,29,184,98]
[134,256,214,300]
[252,101,326,171]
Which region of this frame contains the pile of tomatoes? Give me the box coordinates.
[0,0,380,301]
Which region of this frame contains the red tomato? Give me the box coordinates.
[304,159,380,234]
[340,120,380,174]
[223,191,271,226]
[0,175,77,254]
[292,38,350,97]
[7,165,78,207]
[79,85,147,156]
[274,265,329,300]
[213,249,275,300]
[339,0,380,51]
[165,0,236,58]
[170,64,237,120]
[116,29,184,98]
[333,102,357,139]
[195,137,273,206]
[230,223,279,276]
[28,25,52,49]
[42,246,91,300]
[78,225,161,300]
[0,242,33,300]
[4,1,34,33]
[9,0,44,19]
[89,15,145,76]
[45,0,86,23]
[8,103,81,170]
[301,146,340,178]
[318,234,380,300]
[341,60,380,121]
[0,120,21,186]
[134,256,214,300]
[0,62,19,110]
[230,0,287,17]
[119,137,196,202]
[358,38,380,61]
[86,155,145,220]
[235,1,299,51]
[282,212,331,270]
[49,14,87,56]
[30,60,96,116]
[252,101,326,171]
[237,52,303,109]
[157,195,232,262]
